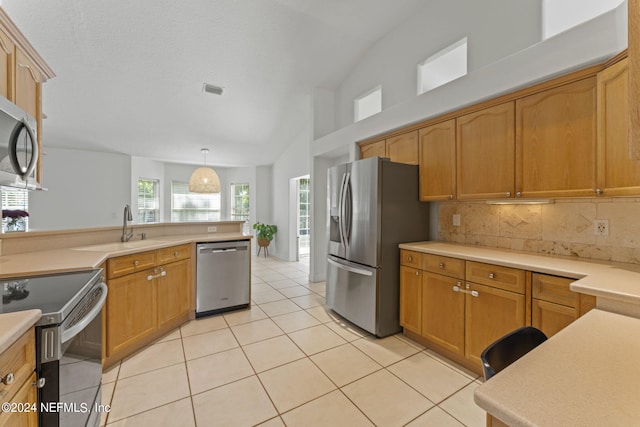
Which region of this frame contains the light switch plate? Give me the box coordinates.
[453,214,461,227]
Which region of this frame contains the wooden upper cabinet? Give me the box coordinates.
[457,102,515,200]
[597,59,640,195]
[516,77,597,198]
[360,139,386,160]
[386,130,418,165]
[0,26,14,101]
[419,119,456,201]
[14,49,41,119]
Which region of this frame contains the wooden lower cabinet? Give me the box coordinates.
[106,269,157,356]
[464,283,526,368]
[157,259,191,330]
[0,372,37,427]
[422,272,464,356]
[104,245,192,365]
[532,299,576,338]
[399,266,422,335]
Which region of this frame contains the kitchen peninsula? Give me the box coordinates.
[0,221,252,368]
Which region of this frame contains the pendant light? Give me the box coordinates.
[189,148,220,193]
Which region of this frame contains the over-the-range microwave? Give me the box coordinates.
[0,95,38,190]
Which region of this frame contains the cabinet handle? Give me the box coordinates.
[595,189,603,195]
[505,191,511,197]
[515,191,522,198]
[452,285,460,292]
[471,290,479,297]
[488,273,495,279]
[147,269,167,281]
[134,260,140,266]
[407,255,413,262]
[438,263,445,269]
[1,372,14,385]
[415,270,419,276]
[32,378,46,388]
[174,251,179,257]
[448,194,453,200]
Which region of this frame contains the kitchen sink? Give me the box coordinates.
[73,240,169,252]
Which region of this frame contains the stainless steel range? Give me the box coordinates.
[1,269,107,427]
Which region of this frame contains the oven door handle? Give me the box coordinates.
[61,282,108,344]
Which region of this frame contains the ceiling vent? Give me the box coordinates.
[203,83,223,95]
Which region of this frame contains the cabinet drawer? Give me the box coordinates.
[532,273,577,307]
[0,328,35,403]
[157,244,191,265]
[108,250,156,279]
[400,250,422,269]
[423,254,465,279]
[466,261,525,294]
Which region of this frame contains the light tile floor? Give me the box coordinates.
[101,255,486,427]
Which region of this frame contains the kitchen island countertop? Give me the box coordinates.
[473,309,640,426]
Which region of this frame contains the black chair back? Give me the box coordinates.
[481,326,547,380]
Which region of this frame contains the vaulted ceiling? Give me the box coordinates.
[2,0,427,167]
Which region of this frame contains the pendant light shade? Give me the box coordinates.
[189,149,221,193]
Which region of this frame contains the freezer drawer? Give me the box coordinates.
[196,240,250,317]
[326,255,378,335]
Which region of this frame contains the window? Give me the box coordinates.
[1,187,29,232]
[417,37,468,95]
[354,85,382,122]
[542,0,624,39]
[171,181,220,222]
[138,178,160,223]
[230,183,250,221]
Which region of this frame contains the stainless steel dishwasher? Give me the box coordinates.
[196,240,251,317]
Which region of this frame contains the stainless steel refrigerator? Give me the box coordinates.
[326,157,429,337]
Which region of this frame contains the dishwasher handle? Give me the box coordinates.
[211,248,237,253]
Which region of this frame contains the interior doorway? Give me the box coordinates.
[295,175,311,259]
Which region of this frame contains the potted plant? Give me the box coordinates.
[253,222,277,257]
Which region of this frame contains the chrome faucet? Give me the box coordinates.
[121,204,133,242]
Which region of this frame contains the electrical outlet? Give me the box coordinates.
[452,214,461,227]
[594,219,609,236]
[207,226,217,232]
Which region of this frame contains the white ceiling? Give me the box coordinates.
[2,0,427,167]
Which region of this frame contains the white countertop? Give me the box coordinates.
[0,232,251,278]
[473,309,640,426]
[0,309,40,354]
[400,241,640,309]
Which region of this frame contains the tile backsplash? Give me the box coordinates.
[437,198,640,264]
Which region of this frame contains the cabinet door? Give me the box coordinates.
[597,59,640,195]
[0,372,37,427]
[419,119,456,201]
[360,140,386,159]
[157,259,191,330]
[516,77,597,198]
[422,272,465,356]
[457,102,515,199]
[106,269,157,356]
[464,282,525,368]
[0,27,14,101]
[14,50,40,119]
[386,131,418,165]
[532,299,576,338]
[399,266,422,334]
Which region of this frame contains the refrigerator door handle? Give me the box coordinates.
[338,172,348,248]
[344,173,352,243]
[340,172,351,247]
[328,258,373,277]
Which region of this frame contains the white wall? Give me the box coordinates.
[255,165,273,225]
[543,0,625,38]
[271,130,311,261]
[333,0,542,129]
[29,147,131,230]
[131,156,165,223]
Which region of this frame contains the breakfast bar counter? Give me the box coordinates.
[473,309,640,426]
